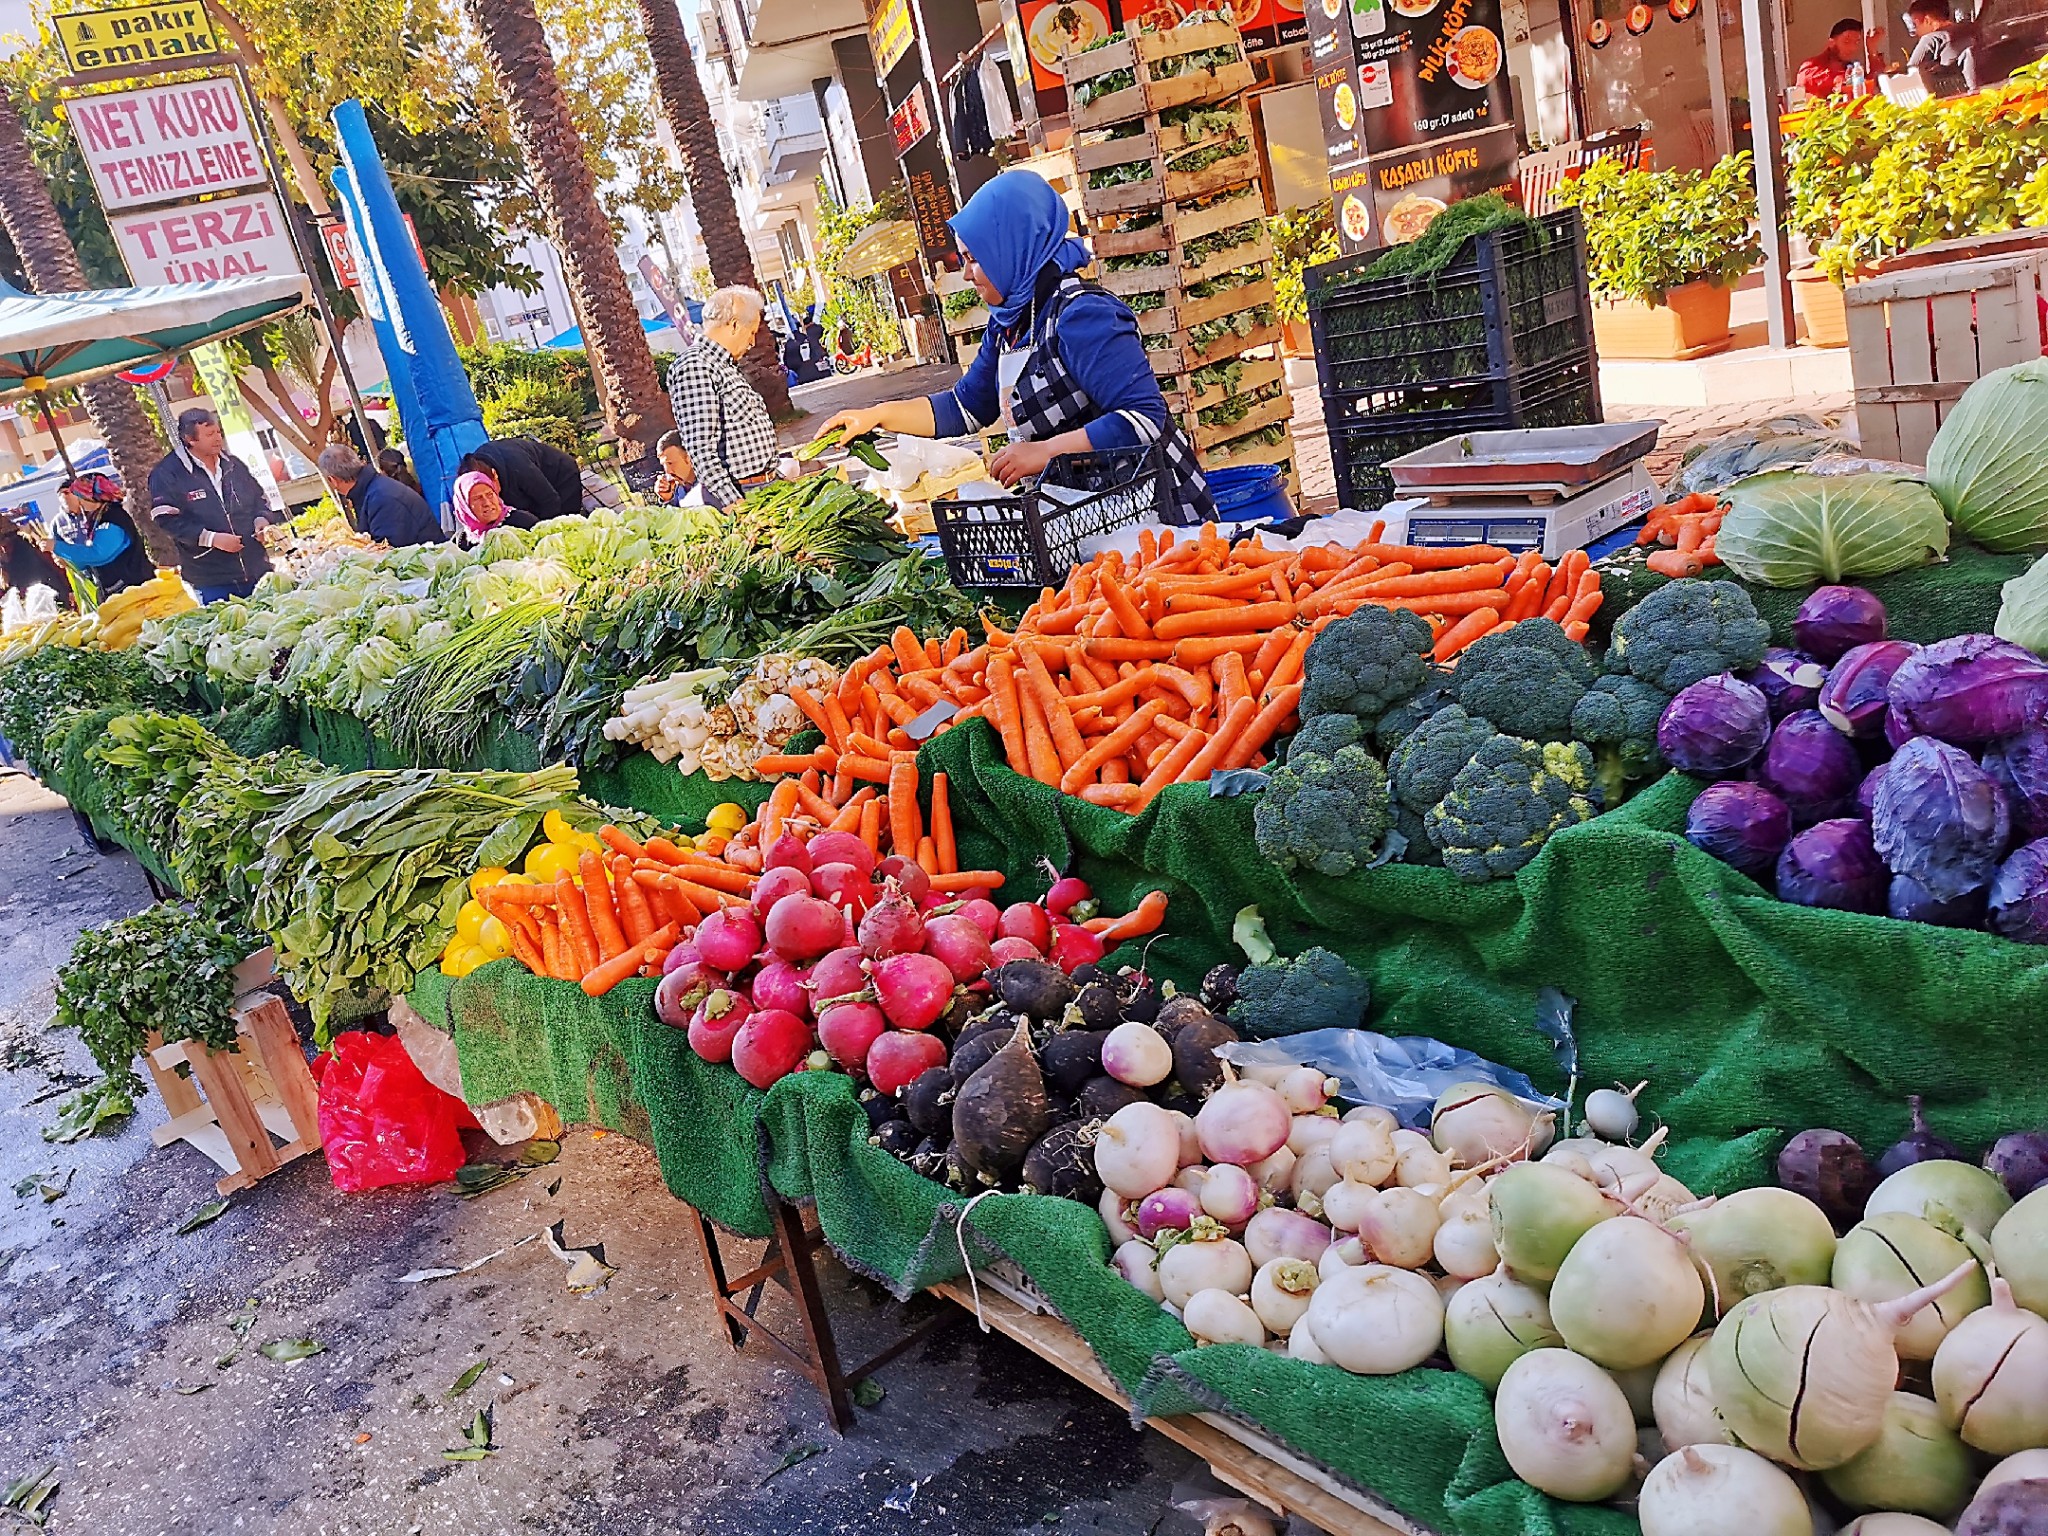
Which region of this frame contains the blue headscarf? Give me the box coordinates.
[948,171,1091,330]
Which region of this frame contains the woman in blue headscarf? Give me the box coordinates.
[811,171,1212,521]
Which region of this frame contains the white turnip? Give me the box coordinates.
[1434,1206,1501,1279]
[1866,1158,2013,1242]
[1197,1078,1291,1167]
[1095,1102,1183,1200]
[1932,1275,2048,1454]
[1820,1391,1974,1520]
[1184,1288,1265,1347]
[1288,1112,1341,1158]
[1360,1187,1441,1269]
[1304,1264,1443,1375]
[1444,1267,1562,1389]
[1169,1109,1202,1167]
[1101,1021,1173,1088]
[1157,1229,1253,1309]
[1652,1334,1730,1451]
[1099,1187,1136,1246]
[1200,1164,1261,1229]
[1243,1207,1333,1269]
[1291,1145,1339,1205]
[1489,1160,1619,1288]
[1288,1318,1331,1364]
[1320,1179,1378,1234]
[1330,1118,1396,1187]
[1245,1145,1296,1196]
[1319,1234,1367,1282]
[1137,1186,1204,1241]
[1639,1445,1813,1536]
[1113,1239,1164,1301]
[1433,1082,1552,1166]
[1670,1187,1838,1316]
[1549,1215,1707,1370]
[1493,1348,1638,1502]
[1250,1258,1319,1337]
[1393,1129,1453,1188]
[1275,1067,1338,1113]
[1833,1212,1987,1360]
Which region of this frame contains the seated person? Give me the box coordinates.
[653,430,703,507]
[1797,18,1871,96]
[451,470,537,542]
[1906,0,1980,90]
[462,435,584,522]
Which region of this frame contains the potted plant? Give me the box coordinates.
[1268,205,1337,358]
[1553,152,1763,359]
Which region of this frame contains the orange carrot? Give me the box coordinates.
[582,923,680,997]
[838,754,894,783]
[1132,726,1209,810]
[796,780,837,824]
[663,858,756,894]
[1433,607,1501,662]
[1086,889,1169,941]
[481,882,565,905]
[1151,601,1296,641]
[760,778,800,847]
[611,854,656,945]
[827,792,870,834]
[598,825,646,860]
[1080,783,1145,809]
[536,910,571,981]
[1264,627,1317,696]
[507,920,546,975]
[1098,570,1152,637]
[916,834,939,874]
[753,752,830,775]
[1178,695,1256,782]
[642,836,694,865]
[930,870,1005,891]
[1019,644,1086,768]
[986,653,1029,774]
[1058,698,1168,793]
[930,771,956,874]
[1017,680,1062,785]
[1214,650,1250,713]
[577,852,628,961]
[1504,562,1550,623]
[1078,638,1176,663]
[1344,562,1513,600]
[787,685,834,741]
[860,796,883,855]
[556,875,600,978]
[1563,620,1591,642]
[1221,683,1303,771]
[1251,626,1294,683]
[889,757,921,856]
[1357,589,1512,618]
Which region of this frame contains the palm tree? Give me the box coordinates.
[461,0,676,456]
[636,0,793,418]
[0,84,176,561]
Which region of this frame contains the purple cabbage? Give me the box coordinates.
[1982,726,2048,842]
[1885,703,1915,750]
[1987,837,2048,944]
[1888,635,2048,745]
[1856,762,1890,817]
[1794,585,1890,663]
[1871,737,2013,900]
[1742,648,1829,720]
[1819,640,1919,740]
[1658,675,1773,776]
[1686,781,1794,879]
[1888,873,1989,927]
[1757,710,1865,825]
[1777,818,1890,914]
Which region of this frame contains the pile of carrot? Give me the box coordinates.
[1637,492,1727,578]
[755,521,1604,812]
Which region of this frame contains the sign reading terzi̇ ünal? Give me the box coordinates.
[109,188,302,284]
[71,76,268,213]
[54,1,220,73]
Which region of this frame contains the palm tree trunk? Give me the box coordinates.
[461,0,676,458]
[0,84,177,563]
[636,0,794,419]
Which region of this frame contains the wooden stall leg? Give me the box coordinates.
[772,1196,855,1433]
[183,1038,280,1195]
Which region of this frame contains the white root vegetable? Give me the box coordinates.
[1246,1144,1297,1196]
[1276,1067,1338,1114]
[1288,1318,1331,1365]
[1287,1112,1341,1158]
[1319,1235,1367,1282]
[1820,1391,1974,1521]
[1443,1267,1562,1389]
[1433,1205,1500,1279]
[1832,1213,1988,1361]
[1359,1187,1441,1269]
[1157,1230,1254,1310]
[1493,1348,1639,1502]
[1432,1082,1553,1166]
[1652,1334,1732,1451]
[1096,1102,1184,1199]
[1991,1185,2048,1316]
[1320,1179,1380,1235]
[1168,1109,1203,1167]
[1291,1145,1340,1204]
[1342,1105,1399,1133]
[1099,1187,1137,1247]
[1582,1082,1646,1144]
[1393,1129,1454,1188]
[1866,1158,2014,1243]
[1250,1258,1320,1336]
[1549,1215,1707,1371]
[1979,1448,2048,1495]
[1330,1119,1397,1187]
[1183,1288,1266,1347]
[1670,1187,1838,1316]
[1102,1021,1174,1088]
[1638,1444,1814,1536]
[1489,1160,1620,1288]
[1303,1264,1443,1375]
[1931,1275,2048,1454]
[1242,1206,1333,1270]
[1113,1239,1165,1301]
[1200,1164,1262,1230]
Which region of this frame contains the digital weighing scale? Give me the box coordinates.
[1371,423,1665,560]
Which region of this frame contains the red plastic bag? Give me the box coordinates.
[315,1030,479,1191]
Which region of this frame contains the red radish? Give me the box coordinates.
[750,958,812,1021]
[956,898,1002,938]
[988,936,1043,965]
[1137,1185,1203,1240]
[763,894,842,962]
[694,907,763,973]
[1044,876,1094,918]
[763,831,813,876]
[807,830,874,876]
[658,944,722,1001]
[921,914,994,984]
[655,965,716,1027]
[817,1001,887,1069]
[730,1008,811,1088]
[751,864,812,919]
[876,855,930,906]
[870,951,956,1030]
[997,902,1052,951]
[687,989,753,1062]
[867,1030,947,1095]
[811,862,876,915]
[808,946,869,1007]
[1050,923,1106,973]
[858,885,925,959]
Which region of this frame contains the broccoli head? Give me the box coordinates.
[1393,804,1442,866]
[1605,578,1771,694]
[1424,736,1602,883]
[1253,744,1394,879]
[1299,606,1437,726]
[1286,712,1367,764]
[1229,945,1370,1036]
[1388,704,1500,816]
[1571,674,1672,808]
[1450,618,1596,743]
[1373,671,1455,754]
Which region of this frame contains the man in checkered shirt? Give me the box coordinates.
[664,285,781,507]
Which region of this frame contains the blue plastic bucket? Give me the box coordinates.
[1206,463,1291,525]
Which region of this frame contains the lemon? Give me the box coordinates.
[706,802,748,832]
[477,915,512,956]
[469,866,509,899]
[524,842,579,883]
[498,872,536,887]
[543,807,582,846]
[455,900,489,944]
[443,943,484,978]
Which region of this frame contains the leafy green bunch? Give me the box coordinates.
[0,645,182,779]
[55,900,258,1090]
[1551,153,1763,304]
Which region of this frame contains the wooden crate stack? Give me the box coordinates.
[1066,21,1296,491]
[936,268,988,373]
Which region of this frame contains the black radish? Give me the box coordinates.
[1042,1030,1107,1096]
[859,1090,896,1129]
[994,959,1076,1020]
[1022,1120,1102,1201]
[1171,1013,1239,1098]
[1201,963,1241,1010]
[1118,972,1161,1024]
[1076,983,1122,1030]
[1078,1075,1146,1120]
[872,1119,919,1155]
[949,1030,1004,1087]
[953,1020,1052,1182]
[1155,994,1216,1037]
[904,1067,954,1135]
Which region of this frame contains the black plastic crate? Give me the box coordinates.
[1327,360,1602,510]
[931,445,1170,589]
[1306,209,1595,395]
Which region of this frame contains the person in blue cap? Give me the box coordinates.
[809,170,1213,522]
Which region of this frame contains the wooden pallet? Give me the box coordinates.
[1183,354,1286,412]
[929,1280,1423,1536]
[1177,224,1274,285]
[145,982,322,1197]
[1185,318,1281,369]
[1096,255,1179,299]
[1176,272,1275,331]
[1079,137,1260,217]
[1199,430,1296,473]
[1064,21,1255,130]
[943,303,988,338]
[1186,389,1294,452]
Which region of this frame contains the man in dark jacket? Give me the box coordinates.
[462,436,584,522]
[316,443,446,547]
[147,407,273,603]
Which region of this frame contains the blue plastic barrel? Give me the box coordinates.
[1206,463,1292,525]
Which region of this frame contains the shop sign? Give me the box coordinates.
[1233,0,1309,51]
[1365,122,1518,245]
[72,76,267,212]
[891,82,933,155]
[109,188,302,284]
[1351,0,1513,154]
[1302,0,1354,67]
[1315,62,1367,166]
[906,164,958,263]
[1015,0,1114,99]
[54,1,220,74]
[1330,162,1380,251]
[868,0,915,77]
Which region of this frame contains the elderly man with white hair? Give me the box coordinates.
[664,285,780,508]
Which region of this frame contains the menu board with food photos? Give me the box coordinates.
[1369,122,1518,244]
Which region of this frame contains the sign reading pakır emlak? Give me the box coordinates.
[72,78,267,212]
[109,189,301,284]
[54,2,220,73]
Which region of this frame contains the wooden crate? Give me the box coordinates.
[1093,215,1171,261]
[1186,317,1280,368]
[1133,300,1180,337]
[1846,252,2048,464]
[1185,388,1294,452]
[144,984,322,1197]
[1143,337,1187,376]
[1078,132,1259,216]
[1065,21,1253,130]
[1199,427,1296,473]
[1177,272,1275,330]
[943,302,989,337]
[1178,224,1274,285]
[1185,354,1286,412]
[1097,257,1178,299]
